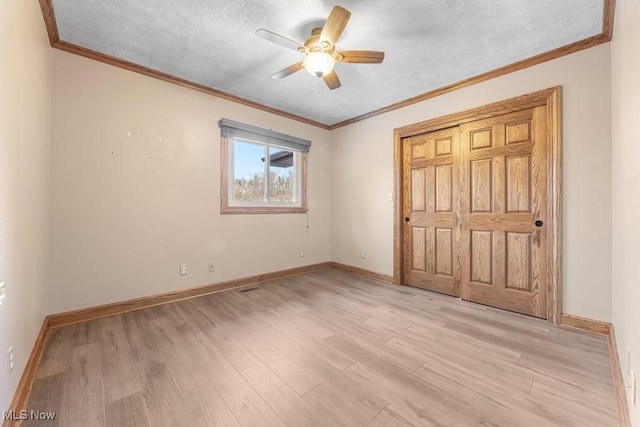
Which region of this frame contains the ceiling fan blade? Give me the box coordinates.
[337,50,385,64]
[256,29,304,51]
[271,62,305,79]
[323,70,341,90]
[319,6,351,47]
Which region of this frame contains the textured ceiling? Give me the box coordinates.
[51,0,604,126]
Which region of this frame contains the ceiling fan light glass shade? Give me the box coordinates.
[303,52,335,77]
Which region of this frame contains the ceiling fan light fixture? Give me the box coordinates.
[303,52,335,77]
[259,6,381,90]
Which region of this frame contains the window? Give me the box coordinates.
[219,119,310,214]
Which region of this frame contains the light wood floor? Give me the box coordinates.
[24,269,617,426]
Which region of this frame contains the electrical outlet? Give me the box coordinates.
[7,346,14,377]
[0,281,5,306]
[360,251,366,259]
[180,264,187,276]
[208,263,215,272]
[300,250,304,257]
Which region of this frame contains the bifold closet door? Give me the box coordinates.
[403,127,460,297]
[458,107,548,318]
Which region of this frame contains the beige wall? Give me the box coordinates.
[611,0,640,423]
[0,1,52,412]
[0,1,631,415]
[331,44,613,322]
[48,51,331,313]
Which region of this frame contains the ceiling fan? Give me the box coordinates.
[256,6,384,90]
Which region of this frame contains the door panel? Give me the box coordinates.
[470,230,493,285]
[506,232,531,291]
[403,128,459,296]
[411,169,426,211]
[411,227,426,271]
[435,165,453,212]
[470,159,492,212]
[435,228,453,276]
[459,107,547,318]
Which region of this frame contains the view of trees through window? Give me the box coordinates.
[233,140,295,203]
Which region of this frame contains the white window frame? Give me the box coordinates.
[219,119,309,214]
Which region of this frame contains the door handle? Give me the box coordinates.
[405,217,410,222]
[535,220,544,227]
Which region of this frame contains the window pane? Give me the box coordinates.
[269,147,295,202]
[233,140,266,202]
[221,121,307,213]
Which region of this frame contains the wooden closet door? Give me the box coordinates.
[403,128,459,296]
[459,107,548,318]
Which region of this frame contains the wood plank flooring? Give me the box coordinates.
[23,269,617,426]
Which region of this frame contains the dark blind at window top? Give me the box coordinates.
[219,118,311,153]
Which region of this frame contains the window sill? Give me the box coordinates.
[221,206,307,214]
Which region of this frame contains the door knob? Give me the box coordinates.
[405,217,410,222]
[535,220,543,227]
